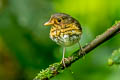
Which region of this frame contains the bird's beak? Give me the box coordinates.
[44,20,54,26]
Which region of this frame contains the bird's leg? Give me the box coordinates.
[62,47,66,67]
[78,42,85,56]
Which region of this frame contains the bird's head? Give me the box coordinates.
[44,13,74,26]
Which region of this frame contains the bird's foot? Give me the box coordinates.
[61,58,69,67]
[79,48,86,59]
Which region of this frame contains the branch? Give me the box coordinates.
[34,21,120,80]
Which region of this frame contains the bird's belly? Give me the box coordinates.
[50,32,81,47]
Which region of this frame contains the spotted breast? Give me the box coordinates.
[50,21,82,47]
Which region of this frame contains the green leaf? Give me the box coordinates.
[108,48,120,66]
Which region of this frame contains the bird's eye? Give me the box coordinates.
[57,18,61,22]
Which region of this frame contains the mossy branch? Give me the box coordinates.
[34,21,120,80]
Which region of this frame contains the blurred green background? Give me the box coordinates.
[0,0,120,80]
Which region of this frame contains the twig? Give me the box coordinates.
[34,22,120,80]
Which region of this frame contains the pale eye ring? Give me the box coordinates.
[57,18,61,22]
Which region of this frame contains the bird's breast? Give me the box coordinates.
[50,26,82,47]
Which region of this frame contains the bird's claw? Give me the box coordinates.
[61,58,69,67]
[79,49,86,59]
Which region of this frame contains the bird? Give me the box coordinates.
[44,13,82,67]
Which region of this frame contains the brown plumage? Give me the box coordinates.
[44,13,82,67]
